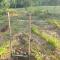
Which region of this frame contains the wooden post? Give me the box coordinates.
[29,13,32,60]
[7,12,12,59]
[8,12,12,37]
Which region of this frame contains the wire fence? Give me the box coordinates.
[0,10,59,60]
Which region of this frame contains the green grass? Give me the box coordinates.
[31,25,60,49]
[47,19,60,28]
[1,6,60,20]
[0,40,10,55]
[31,42,43,60]
[13,6,60,14]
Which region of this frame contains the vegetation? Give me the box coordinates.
[32,25,60,49]
[48,19,60,28]
[0,0,60,8]
[31,41,43,60]
[0,0,60,60]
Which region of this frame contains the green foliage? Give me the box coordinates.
[27,7,42,15]
[0,10,4,15]
[0,0,60,8]
[32,25,60,49]
[31,41,43,60]
[0,9,6,16]
[0,40,9,55]
[0,0,2,2]
[2,0,10,8]
[48,19,60,28]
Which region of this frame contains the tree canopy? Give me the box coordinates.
[0,0,60,8]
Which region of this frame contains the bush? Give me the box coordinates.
[0,9,6,16]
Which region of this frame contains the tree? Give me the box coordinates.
[2,0,10,8]
[0,0,2,2]
[0,0,3,8]
[10,0,17,8]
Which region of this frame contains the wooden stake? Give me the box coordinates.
[7,12,12,59]
[29,13,32,60]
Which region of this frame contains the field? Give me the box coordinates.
[0,6,60,60]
